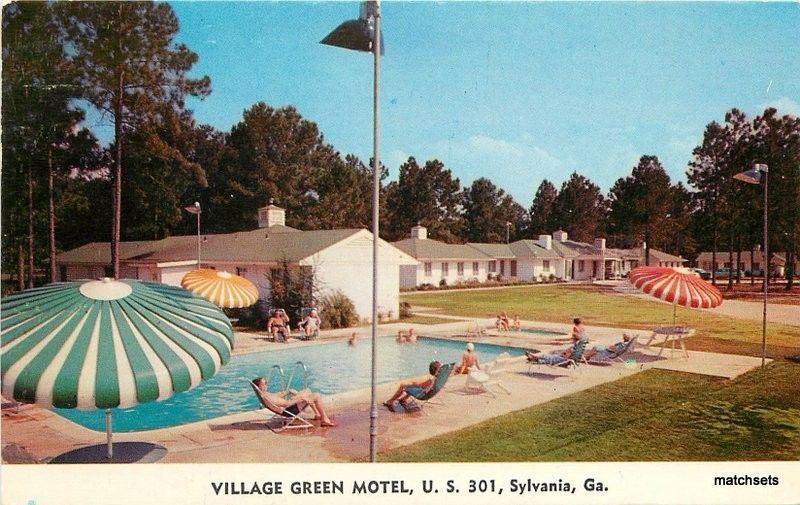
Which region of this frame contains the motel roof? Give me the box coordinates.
[392,238,491,261]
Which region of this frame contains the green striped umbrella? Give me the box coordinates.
[1,278,234,461]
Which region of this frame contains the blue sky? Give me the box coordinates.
[96,2,800,205]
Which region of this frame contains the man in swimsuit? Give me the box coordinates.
[252,377,336,427]
[455,342,480,374]
[383,361,441,412]
[267,309,290,342]
[583,334,633,361]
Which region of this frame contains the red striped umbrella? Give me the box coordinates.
[629,266,724,308]
[629,266,723,324]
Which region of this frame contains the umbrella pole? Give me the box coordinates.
[105,408,113,459]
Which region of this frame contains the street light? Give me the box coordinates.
[734,163,768,367]
[322,0,383,463]
[184,201,202,267]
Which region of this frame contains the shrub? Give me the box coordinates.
[439,278,447,287]
[399,301,413,318]
[318,290,358,329]
[225,299,269,328]
[548,273,557,282]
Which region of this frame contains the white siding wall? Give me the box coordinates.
[308,237,406,321]
[412,259,489,287]
[159,265,193,287]
[400,264,419,288]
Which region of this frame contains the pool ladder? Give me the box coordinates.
[264,361,310,395]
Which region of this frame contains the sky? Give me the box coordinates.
[92,1,800,205]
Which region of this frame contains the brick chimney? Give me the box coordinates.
[553,230,568,242]
[538,234,552,250]
[258,204,285,228]
[411,225,428,240]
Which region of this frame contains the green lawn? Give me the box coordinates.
[384,362,800,462]
[402,285,800,358]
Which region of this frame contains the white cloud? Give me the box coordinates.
[761,96,799,117]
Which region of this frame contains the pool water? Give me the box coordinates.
[54,336,525,432]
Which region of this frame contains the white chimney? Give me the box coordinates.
[641,241,647,251]
[258,204,285,228]
[553,230,568,242]
[594,238,606,251]
[411,225,428,240]
[538,234,552,250]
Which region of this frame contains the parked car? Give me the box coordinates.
[690,268,711,280]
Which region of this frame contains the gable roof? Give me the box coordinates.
[466,243,515,258]
[508,240,562,259]
[392,238,490,260]
[57,225,368,265]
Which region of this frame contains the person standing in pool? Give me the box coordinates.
[455,342,480,374]
[252,377,336,427]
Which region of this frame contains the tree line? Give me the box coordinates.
[3,1,798,293]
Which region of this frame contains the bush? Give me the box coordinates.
[318,290,358,329]
[548,273,557,282]
[399,301,413,318]
[439,278,448,287]
[225,299,269,328]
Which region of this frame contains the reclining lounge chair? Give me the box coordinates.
[403,362,455,412]
[248,380,315,432]
[526,339,588,375]
[464,352,512,397]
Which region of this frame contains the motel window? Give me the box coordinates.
[424,262,432,276]
[543,260,550,271]
[457,262,464,276]
[578,260,585,272]
[500,260,505,276]
[488,261,497,273]
[59,265,67,282]
[753,262,760,270]
[510,260,517,277]
[236,266,247,276]
[442,262,449,276]
[472,262,479,275]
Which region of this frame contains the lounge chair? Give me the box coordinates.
[296,307,320,340]
[248,381,314,432]
[584,336,638,365]
[526,339,588,375]
[403,363,455,411]
[464,352,512,397]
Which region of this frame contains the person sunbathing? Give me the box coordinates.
[455,342,480,374]
[583,334,633,361]
[512,314,521,331]
[299,309,321,337]
[494,315,509,331]
[252,377,336,427]
[267,309,291,342]
[383,361,441,412]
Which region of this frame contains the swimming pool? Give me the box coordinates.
[54,336,525,432]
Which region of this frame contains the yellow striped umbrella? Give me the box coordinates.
[181,269,259,308]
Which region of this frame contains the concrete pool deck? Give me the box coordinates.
[1,318,769,464]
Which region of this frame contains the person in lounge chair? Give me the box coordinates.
[583,334,633,361]
[299,309,321,338]
[495,314,509,331]
[383,361,442,412]
[252,377,336,427]
[455,342,480,374]
[267,309,291,341]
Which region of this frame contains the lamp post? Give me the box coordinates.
[734,163,768,367]
[322,1,383,462]
[184,202,202,267]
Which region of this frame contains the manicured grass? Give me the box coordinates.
[383,362,800,462]
[402,285,800,357]
[393,315,465,325]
